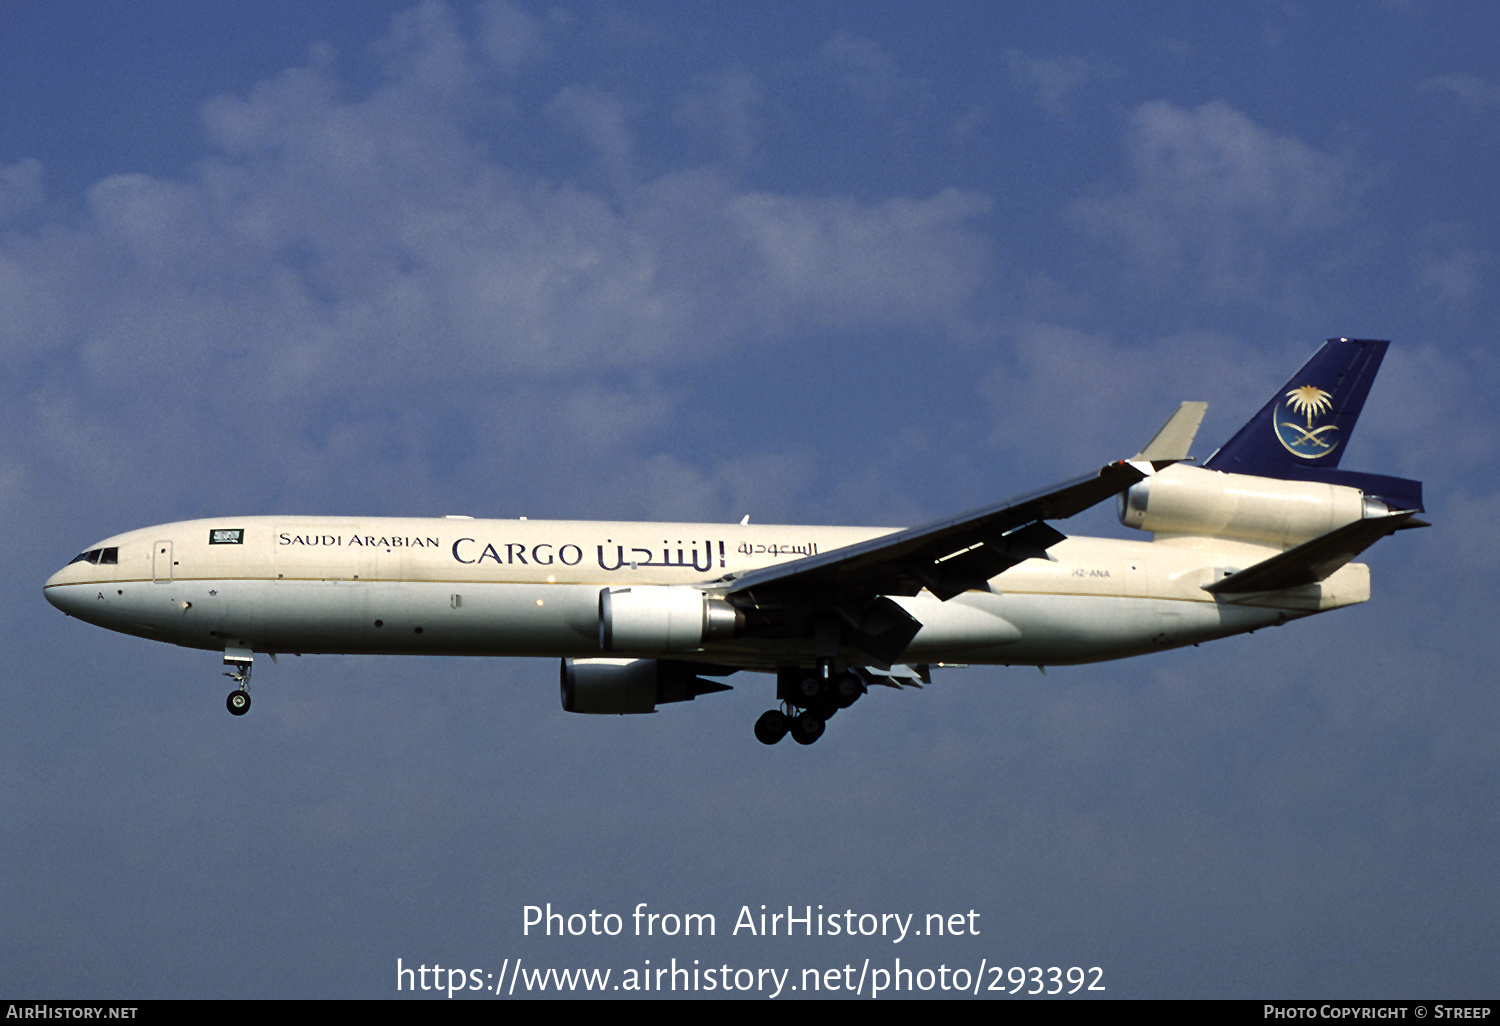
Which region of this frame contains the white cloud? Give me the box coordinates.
[1419,73,1500,113]
[1413,223,1489,311]
[546,85,637,188]
[674,66,762,167]
[0,6,996,521]
[476,0,551,75]
[0,249,73,361]
[977,324,1267,474]
[822,32,901,109]
[1356,342,1500,481]
[1067,101,1362,299]
[724,187,992,334]
[370,0,480,99]
[0,158,45,223]
[819,31,929,121]
[1005,50,1093,119]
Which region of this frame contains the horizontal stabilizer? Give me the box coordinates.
[1204,512,1422,594]
[1133,401,1208,464]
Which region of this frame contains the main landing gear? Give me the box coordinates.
[755,667,867,745]
[223,647,253,716]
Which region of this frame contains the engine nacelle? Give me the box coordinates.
[1119,464,1386,548]
[560,658,731,714]
[598,586,744,652]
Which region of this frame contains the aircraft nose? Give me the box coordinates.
[44,569,86,616]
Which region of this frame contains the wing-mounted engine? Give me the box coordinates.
[598,585,745,653]
[560,657,732,714]
[1118,464,1391,548]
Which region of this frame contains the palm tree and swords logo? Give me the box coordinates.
[1275,384,1340,459]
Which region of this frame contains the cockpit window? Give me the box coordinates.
[69,549,100,565]
[99,547,118,564]
[66,547,116,565]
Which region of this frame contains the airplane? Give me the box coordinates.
[44,338,1425,745]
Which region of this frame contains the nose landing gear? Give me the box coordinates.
[223,647,253,717]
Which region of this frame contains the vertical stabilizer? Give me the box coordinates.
[1203,338,1422,512]
[1205,338,1386,475]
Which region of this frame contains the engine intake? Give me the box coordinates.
[598,586,744,652]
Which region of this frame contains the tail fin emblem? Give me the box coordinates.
[1276,384,1339,459]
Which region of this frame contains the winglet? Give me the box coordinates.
[1133,401,1208,464]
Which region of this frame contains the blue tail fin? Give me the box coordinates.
[1206,337,1386,474]
[1204,338,1423,512]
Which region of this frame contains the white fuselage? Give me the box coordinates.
[42,511,1370,670]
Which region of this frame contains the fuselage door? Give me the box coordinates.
[152,540,173,583]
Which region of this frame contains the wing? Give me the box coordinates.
[713,461,1150,665]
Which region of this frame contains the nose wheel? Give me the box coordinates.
[226,689,251,715]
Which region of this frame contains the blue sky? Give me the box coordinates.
[3,1,1497,998]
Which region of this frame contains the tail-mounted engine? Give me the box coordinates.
[598,586,744,653]
[560,658,732,714]
[1119,464,1390,548]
